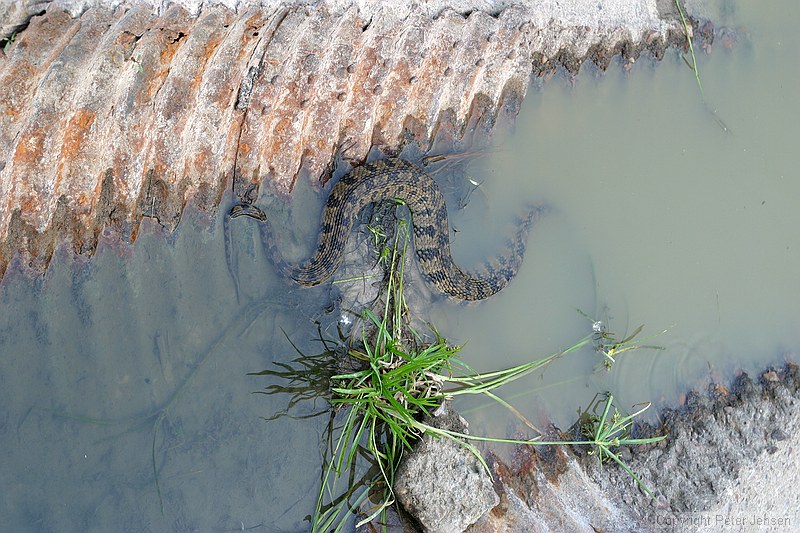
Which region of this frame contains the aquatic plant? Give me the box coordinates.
[674,0,729,132]
[251,214,666,531]
[578,309,668,371]
[675,0,704,99]
[571,393,663,498]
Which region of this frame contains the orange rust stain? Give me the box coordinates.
[136,63,164,105]
[3,60,35,86]
[190,34,226,97]
[77,193,90,208]
[158,33,183,65]
[193,146,211,174]
[19,193,41,214]
[61,108,97,158]
[12,127,46,168]
[207,78,230,109]
[188,74,204,99]
[243,12,266,34]
[712,384,729,397]
[116,30,139,51]
[0,98,19,118]
[273,116,292,137]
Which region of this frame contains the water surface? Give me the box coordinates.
[1,1,797,530]
[444,0,800,433]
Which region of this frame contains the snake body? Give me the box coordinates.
[230,158,539,301]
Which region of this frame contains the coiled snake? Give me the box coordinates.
[229,157,539,301]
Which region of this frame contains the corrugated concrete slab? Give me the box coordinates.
[0,0,685,276]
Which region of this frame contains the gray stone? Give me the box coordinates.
[394,400,500,533]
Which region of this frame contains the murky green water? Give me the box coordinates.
[448,0,800,435]
[1,1,798,531]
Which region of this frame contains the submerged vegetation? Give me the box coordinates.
[675,0,704,100]
[674,0,729,132]
[252,213,667,531]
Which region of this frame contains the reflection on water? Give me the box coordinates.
[1,1,798,530]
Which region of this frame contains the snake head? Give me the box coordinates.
[229,203,268,221]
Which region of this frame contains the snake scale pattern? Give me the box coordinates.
[230,157,540,301]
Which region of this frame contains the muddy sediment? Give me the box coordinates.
[0,0,691,279]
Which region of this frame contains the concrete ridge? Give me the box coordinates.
[0,0,684,277]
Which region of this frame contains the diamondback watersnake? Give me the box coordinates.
[229,157,541,301]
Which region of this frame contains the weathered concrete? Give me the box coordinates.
[595,364,800,532]
[447,363,800,533]
[472,443,644,532]
[0,0,686,278]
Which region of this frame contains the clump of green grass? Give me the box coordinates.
[256,217,666,531]
[574,393,663,498]
[2,31,16,54]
